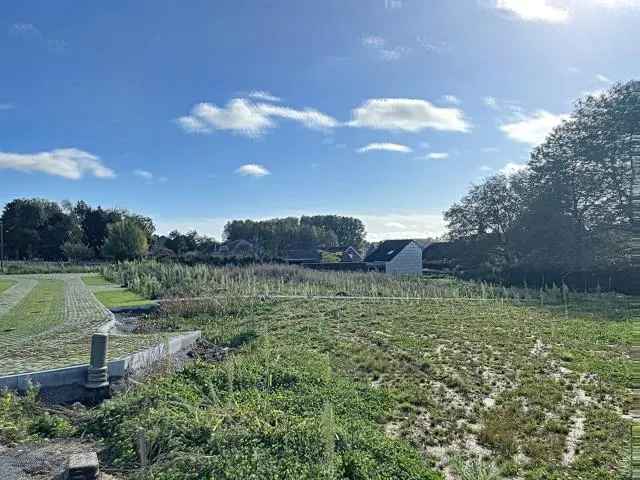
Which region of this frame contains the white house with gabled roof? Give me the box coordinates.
[364,239,422,275]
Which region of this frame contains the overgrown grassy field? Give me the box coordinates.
[88,263,634,479]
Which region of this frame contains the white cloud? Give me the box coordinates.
[359,213,446,242]
[384,222,408,229]
[493,0,570,23]
[177,99,274,137]
[349,98,471,133]
[0,148,115,180]
[480,165,494,172]
[595,73,611,83]
[248,90,281,102]
[177,98,337,137]
[256,103,338,130]
[568,66,580,73]
[235,164,271,177]
[133,169,153,180]
[499,162,529,176]
[483,96,499,110]
[442,94,461,105]
[357,143,412,154]
[499,110,569,146]
[425,152,449,160]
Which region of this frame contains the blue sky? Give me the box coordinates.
[1,0,638,241]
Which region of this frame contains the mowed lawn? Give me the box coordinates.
[196,295,633,479]
[0,279,65,340]
[82,274,153,309]
[0,279,15,294]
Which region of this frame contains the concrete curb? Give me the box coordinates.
[0,331,201,393]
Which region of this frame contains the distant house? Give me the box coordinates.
[364,239,423,275]
[219,239,255,256]
[341,246,363,263]
[422,241,454,270]
[321,245,363,263]
[286,248,322,264]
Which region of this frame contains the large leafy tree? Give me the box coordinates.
[443,80,637,274]
[102,219,149,261]
[1,198,74,260]
[524,81,637,270]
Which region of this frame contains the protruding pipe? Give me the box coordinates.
[86,333,109,389]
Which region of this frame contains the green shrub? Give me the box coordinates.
[88,343,440,479]
[0,388,75,444]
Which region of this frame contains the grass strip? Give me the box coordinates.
[0,279,65,340]
[93,289,154,308]
[0,279,16,295]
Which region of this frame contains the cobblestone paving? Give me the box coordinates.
[0,273,171,375]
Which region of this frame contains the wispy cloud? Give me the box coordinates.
[8,22,69,53]
[133,169,167,184]
[235,164,271,177]
[0,148,115,180]
[8,23,41,39]
[248,90,281,102]
[361,35,411,61]
[362,35,385,47]
[357,143,412,154]
[425,152,449,160]
[177,98,338,137]
[499,110,568,146]
[133,169,153,181]
[499,162,529,176]
[483,96,499,110]
[349,98,471,133]
[416,37,450,54]
[595,73,611,83]
[442,95,461,105]
[492,0,570,23]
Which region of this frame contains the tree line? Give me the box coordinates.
[223,215,366,257]
[0,199,368,263]
[443,81,637,286]
[0,199,153,261]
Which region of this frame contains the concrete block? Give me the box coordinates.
[66,451,99,480]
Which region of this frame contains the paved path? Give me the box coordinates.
[0,274,116,375]
[63,276,114,328]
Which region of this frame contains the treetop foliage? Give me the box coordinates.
[444,80,637,275]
